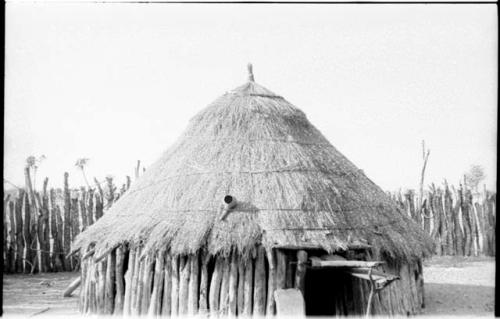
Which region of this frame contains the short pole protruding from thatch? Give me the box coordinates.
[247,63,255,82]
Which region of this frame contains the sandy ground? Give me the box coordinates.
[1,257,496,317]
[422,256,495,317]
[2,272,80,317]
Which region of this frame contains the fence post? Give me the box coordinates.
[63,172,72,270]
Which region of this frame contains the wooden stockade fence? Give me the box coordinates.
[3,173,131,274]
[391,183,496,257]
[4,176,496,274]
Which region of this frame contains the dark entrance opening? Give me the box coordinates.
[304,267,350,316]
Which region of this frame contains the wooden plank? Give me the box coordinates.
[274,289,305,317]
[310,257,384,268]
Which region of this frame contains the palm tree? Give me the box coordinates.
[75,158,91,188]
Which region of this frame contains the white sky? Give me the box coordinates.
[4,3,497,192]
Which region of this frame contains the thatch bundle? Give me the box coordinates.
[73,65,433,316]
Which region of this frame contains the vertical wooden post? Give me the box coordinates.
[80,188,88,231]
[285,250,294,288]
[228,252,239,316]
[40,178,51,272]
[171,255,180,316]
[198,252,210,314]
[237,258,245,315]
[7,200,16,273]
[94,178,104,220]
[178,256,190,315]
[87,188,95,225]
[24,166,38,273]
[276,250,287,290]
[15,190,25,273]
[161,253,172,316]
[63,172,72,270]
[219,255,231,315]
[148,251,165,316]
[209,256,223,314]
[104,249,116,314]
[253,246,266,316]
[22,192,33,273]
[70,196,80,268]
[105,176,115,209]
[140,255,154,315]
[3,195,10,272]
[295,250,307,295]
[114,246,125,315]
[80,257,89,313]
[188,253,200,315]
[123,247,136,316]
[97,258,108,313]
[242,255,254,316]
[131,253,143,316]
[266,248,277,315]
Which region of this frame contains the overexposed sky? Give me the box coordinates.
[4,3,497,192]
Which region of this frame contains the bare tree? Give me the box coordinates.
[418,140,431,212]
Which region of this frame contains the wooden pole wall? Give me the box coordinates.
[3,172,132,273]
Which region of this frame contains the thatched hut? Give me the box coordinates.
[72,64,433,316]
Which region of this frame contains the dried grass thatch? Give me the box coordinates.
[73,66,433,263]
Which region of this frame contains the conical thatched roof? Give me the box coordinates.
[73,65,433,263]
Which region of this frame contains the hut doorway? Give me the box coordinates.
[304,267,349,316]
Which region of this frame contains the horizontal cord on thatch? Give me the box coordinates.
[116,204,396,215]
[266,220,399,231]
[181,137,331,146]
[127,168,357,195]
